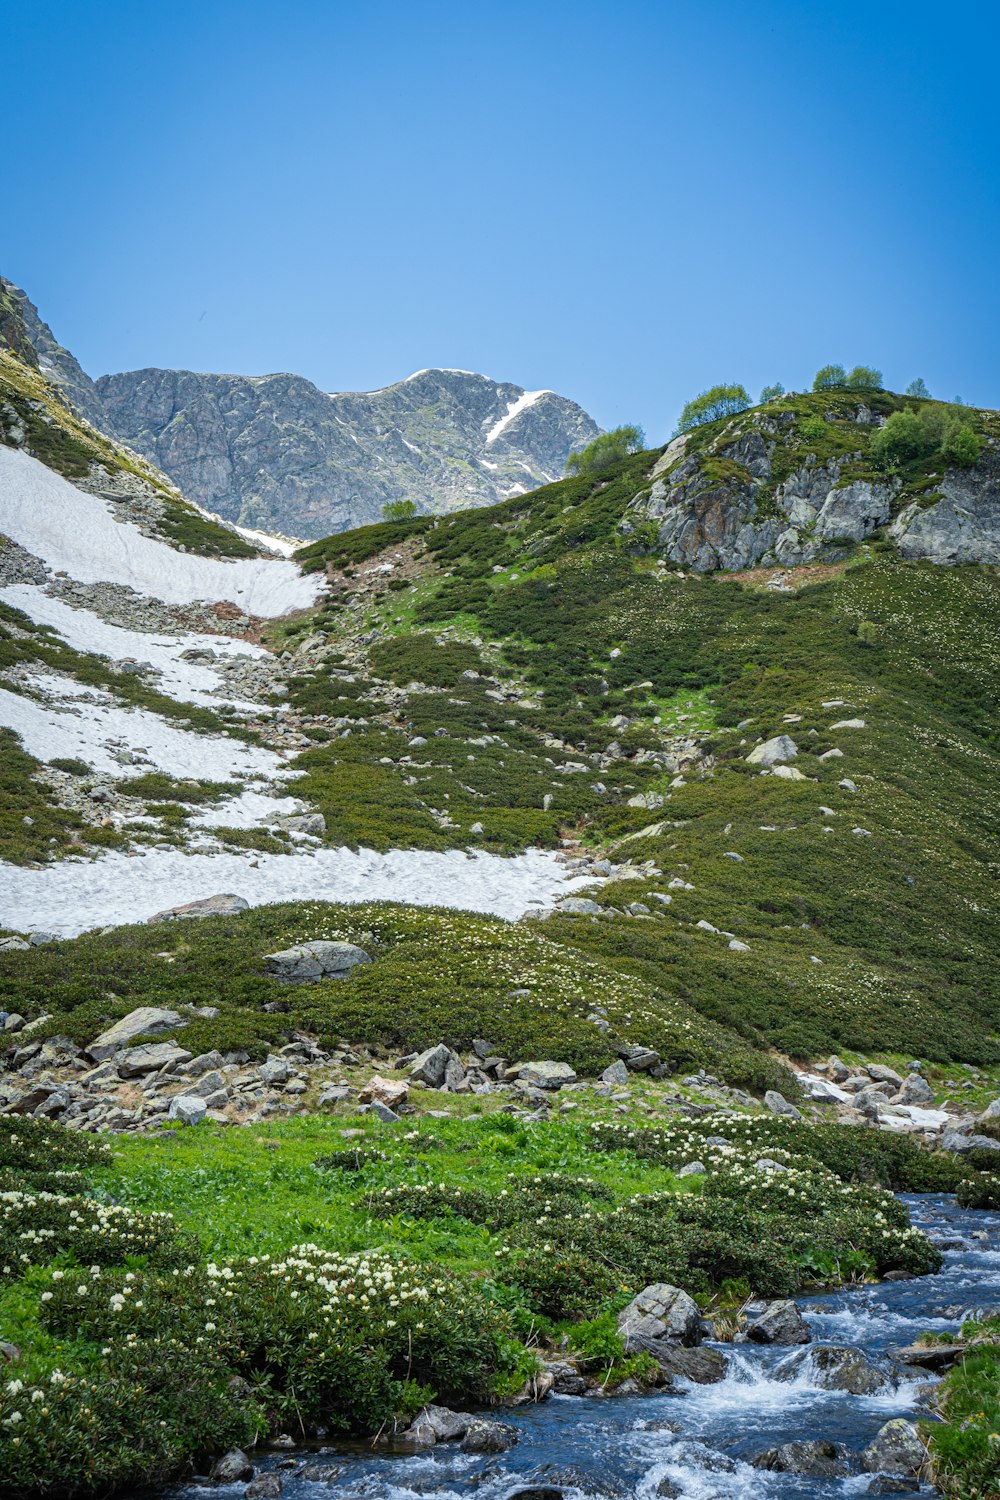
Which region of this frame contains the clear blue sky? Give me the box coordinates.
[6,0,999,440]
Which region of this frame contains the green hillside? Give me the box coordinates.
[276,392,1000,1070]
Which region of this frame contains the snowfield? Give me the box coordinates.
[0,447,320,615]
[0,844,590,936]
[0,583,268,709]
[0,674,289,781]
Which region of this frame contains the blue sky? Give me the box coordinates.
[6,0,999,440]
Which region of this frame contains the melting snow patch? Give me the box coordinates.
[484,389,549,445]
[0,845,593,937]
[0,447,320,615]
[0,674,288,782]
[0,584,266,709]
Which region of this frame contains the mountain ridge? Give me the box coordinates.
[0,275,601,539]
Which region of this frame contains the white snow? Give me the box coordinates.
[0,447,320,616]
[0,673,288,782]
[228,524,301,558]
[0,843,592,937]
[0,584,267,709]
[484,389,549,446]
[191,788,304,829]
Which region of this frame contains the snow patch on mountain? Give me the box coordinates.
[0,843,590,937]
[484,389,549,445]
[0,447,320,615]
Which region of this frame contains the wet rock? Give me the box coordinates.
[865,1478,918,1495]
[618,1283,702,1348]
[745,1299,811,1345]
[650,1345,728,1384]
[506,1490,565,1500]
[861,1419,925,1476]
[774,1344,894,1394]
[263,941,371,983]
[753,1439,854,1476]
[211,1448,253,1481]
[245,1477,282,1499]
[299,1465,342,1483]
[148,893,249,923]
[87,1007,183,1061]
[541,1359,588,1396]
[403,1404,472,1444]
[460,1418,518,1453]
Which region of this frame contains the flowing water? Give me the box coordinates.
[169,1195,1000,1500]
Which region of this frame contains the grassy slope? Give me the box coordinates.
[275,398,1000,1068]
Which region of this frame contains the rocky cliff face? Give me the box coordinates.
[624,394,1000,571]
[0,278,106,430]
[94,366,599,538]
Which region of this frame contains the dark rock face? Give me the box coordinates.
[94,366,600,537]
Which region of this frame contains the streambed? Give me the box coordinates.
[164,1195,999,1500]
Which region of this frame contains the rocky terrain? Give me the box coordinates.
[0,277,600,537]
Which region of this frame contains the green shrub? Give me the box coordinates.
[813,364,847,392]
[566,426,645,476]
[676,385,751,434]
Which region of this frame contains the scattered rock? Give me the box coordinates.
[358,1075,409,1111]
[117,1041,192,1077]
[263,941,371,983]
[746,735,798,767]
[516,1061,578,1091]
[87,1007,183,1062]
[168,1095,207,1126]
[764,1089,803,1121]
[148,893,249,923]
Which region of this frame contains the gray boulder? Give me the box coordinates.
[942,1129,1000,1155]
[147,893,249,923]
[517,1061,578,1091]
[460,1418,518,1453]
[88,1007,183,1062]
[867,1063,904,1086]
[403,1404,472,1445]
[245,1477,282,1500]
[618,1283,702,1349]
[211,1449,253,1481]
[764,1089,803,1121]
[168,1095,207,1126]
[263,940,371,983]
[409,1044,460,1088]
[890,465,1000,566]
[117,1041,192,1078]
[0,937,29,952]
[893,1073,935,1106]
[746,735,798,768]
[649,1345,728,1384]
[556,897,603,916]
[746,1299,811,1345]
[259,1057,291,1086]
[861,1419,925,1476]
[600,1060,630,1086]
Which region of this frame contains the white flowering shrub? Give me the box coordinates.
[0,1190,194,1277]
[0,1120,110,1195]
